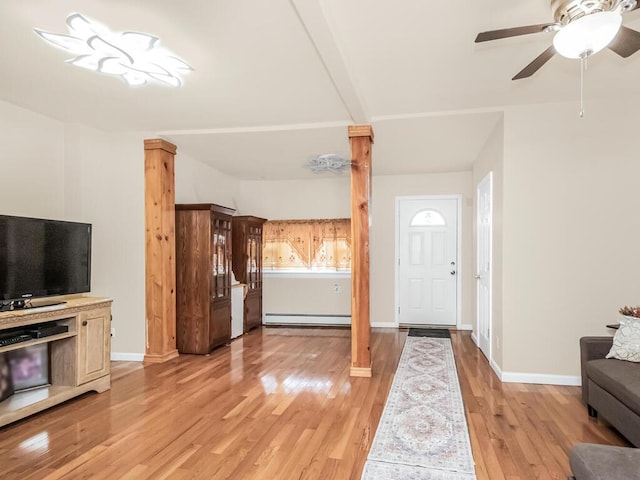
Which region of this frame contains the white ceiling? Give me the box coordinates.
[1,0,639,179]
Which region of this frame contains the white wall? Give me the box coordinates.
[11,92,638,380]
[64,129,241,356]
[236,176,350,218]
[241,173,474,327]
[0,103,145,352]
[371,173,474,327]
[0,100,238,357]
[472,118,504,369]
[238,177,352,318]
[0,103,145,355]
[0,101,65,218]
[64,125,148,356]
[263,275,351,316]
[175,152,239,208]
[502,98,640,378]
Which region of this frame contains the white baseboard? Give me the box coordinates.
[488,357,580,385]
[264,314,351,326]
[490,358,503,380]
[457,324,473,331]
[263,315,400,329]
[500,371,581,386]
[111,352,144,362]
[471,332,479,346]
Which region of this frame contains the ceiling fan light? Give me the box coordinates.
[553,11,622,59]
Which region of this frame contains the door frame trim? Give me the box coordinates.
[476,171,493,361]
[394,194,463,328]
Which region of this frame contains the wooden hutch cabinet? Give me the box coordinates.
[175,204,235,354]
[232,216,267,332]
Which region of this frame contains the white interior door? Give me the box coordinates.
[398,197,458,326]
[476,173,492,359]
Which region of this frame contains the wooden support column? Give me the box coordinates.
[349,125,373,378]
[144,139,179,364]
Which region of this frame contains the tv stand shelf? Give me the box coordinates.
[0,332,77,354]
[0,296,112,428]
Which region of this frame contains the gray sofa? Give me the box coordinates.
[580,336,640,447]
[568,336,640,480]
[569,443,640,480]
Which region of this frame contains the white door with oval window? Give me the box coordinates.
[397,197,458,326]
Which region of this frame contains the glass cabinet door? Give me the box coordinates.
[246,225,262,290]
[213,217,232,299]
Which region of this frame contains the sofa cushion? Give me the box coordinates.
[587,358,640,417]
[570,443,640,480]
[606,317,640,362]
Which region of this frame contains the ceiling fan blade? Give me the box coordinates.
[608,26,640,57]
[475,23,556,43]
[512,46,556,80]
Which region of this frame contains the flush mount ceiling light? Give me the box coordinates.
[306,154,351,174]
[34,13,192,87]
[553,11,623,58]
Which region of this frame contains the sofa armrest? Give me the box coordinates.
[580,336,613,405]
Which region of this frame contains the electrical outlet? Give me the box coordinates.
[111,327,116,338]
[332,283,342,294]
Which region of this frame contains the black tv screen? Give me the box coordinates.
[0,215,91,301]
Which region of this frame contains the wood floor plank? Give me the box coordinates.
[0,328,629,479]
[450,331,629,480]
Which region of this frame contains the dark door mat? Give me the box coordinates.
[408,328,451,338]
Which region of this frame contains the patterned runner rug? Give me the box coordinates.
[361,337,477,480]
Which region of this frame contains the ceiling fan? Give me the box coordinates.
[475,0,640,79]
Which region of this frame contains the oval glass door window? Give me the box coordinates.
[410,209,446,226]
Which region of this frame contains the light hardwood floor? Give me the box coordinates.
[0,328,628,479]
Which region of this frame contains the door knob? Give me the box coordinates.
[450,270,456,275]
[474,275,481,279]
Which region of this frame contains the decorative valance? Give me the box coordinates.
[263,219,351,270]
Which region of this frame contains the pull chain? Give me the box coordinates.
[579,54,588,118]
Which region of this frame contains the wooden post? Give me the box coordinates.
[144,139,179,364]
[349,125,373,377]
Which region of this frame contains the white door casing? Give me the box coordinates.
[397,197,459,326]
[476,172,493,359]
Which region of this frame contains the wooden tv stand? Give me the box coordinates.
[0,296,112,428]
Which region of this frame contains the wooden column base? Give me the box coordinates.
[143,350,179,365]
[350,365,372,378]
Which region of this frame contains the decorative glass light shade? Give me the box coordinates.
[553,11,622,59]
[34,13,192,86]
[307,154,351,174]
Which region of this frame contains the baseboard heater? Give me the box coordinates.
[264,313,351,327]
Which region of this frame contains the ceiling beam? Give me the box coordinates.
[290,0,370,124]
[156,120,351,137]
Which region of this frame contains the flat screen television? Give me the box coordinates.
[0,215,91,304]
